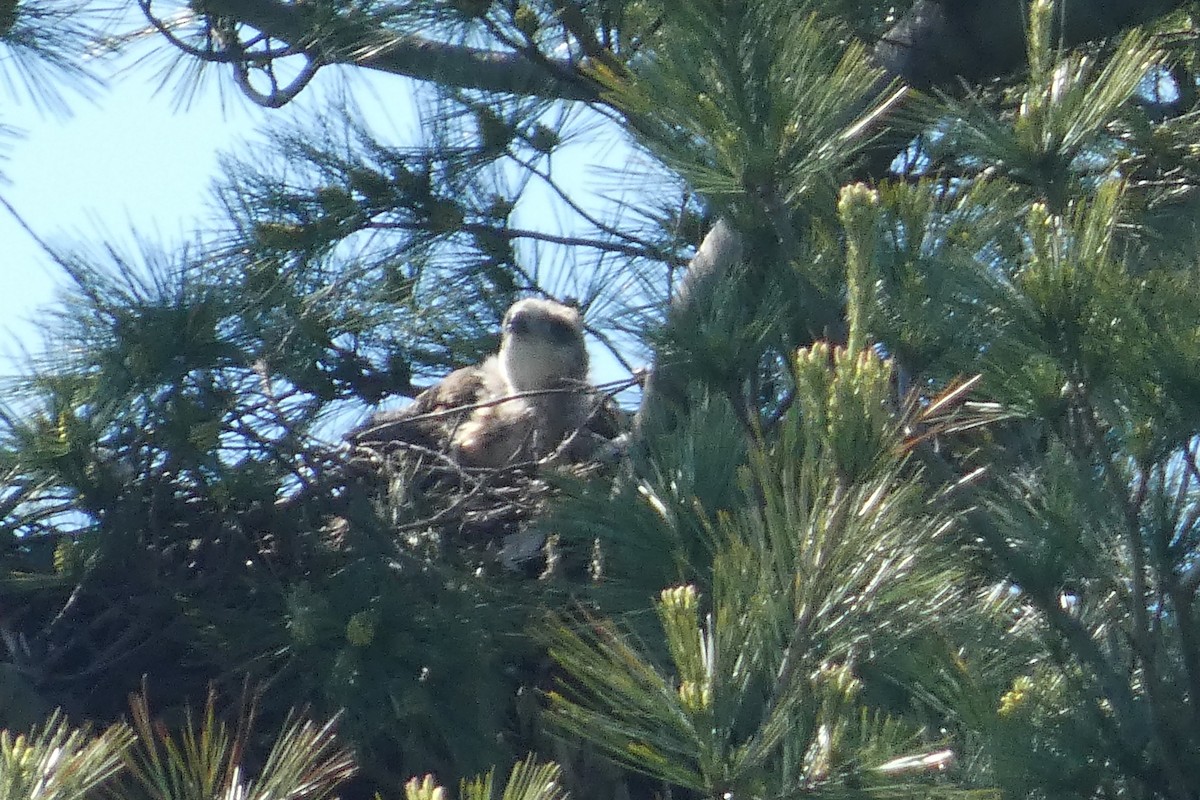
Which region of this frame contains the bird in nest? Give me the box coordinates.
[350,298,621,468]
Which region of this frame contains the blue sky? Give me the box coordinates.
[0,66,258,364]
[0,41,655,400]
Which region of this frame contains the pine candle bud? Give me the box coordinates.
[657,584,701,653]
[836,182,880,226]
[828,347,893,479]
[794,342,834,450]
[1027,0,1054,75]
[287,585,332,647]
[837,183,880,354]
[253,222,304,251]
[1027,201,1053,236]
[657,585,709,687]
[55,411,72,446]
[660,584,699,613]
[406,775,448,800]
[1127,418,1157,464]
[998,675,1036,717]
[678,680,712,712]
[1019,0,1057,130]
[346,611,377,647]
[6,733,35,770]
[514,5,539,39]
[528,124,559,154]
[816,662,862,701]
[795,341,834,401]
[797,345,896,481]
[486,195,514,219]
[348,167,395,207]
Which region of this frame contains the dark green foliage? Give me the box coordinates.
[546,349,963,792]
[120,690,355,800]
[0,711,133,800]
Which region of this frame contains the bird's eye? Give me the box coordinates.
[542,318,578,344]
[505,312,531,335]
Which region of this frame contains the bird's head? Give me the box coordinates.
[499,298,588,391]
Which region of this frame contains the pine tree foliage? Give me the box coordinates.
[0,693,353,800]
[544,343,1000,800]
[210,103,646,391]
[0,243,557,783]
[0,0,101,115]
[6,0,1200,799]
[0,712,133,800]
[438,757,566,800]
[121,689,355,800]
[595,1,890,205]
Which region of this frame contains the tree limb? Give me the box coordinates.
[184,1,1191,112]
[634,217,742,433]
[196,0,599,100]
[874,0,1191,90]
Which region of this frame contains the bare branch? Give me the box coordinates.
[366,219,682,264]
[196,0,600,101]
[633,217,742,434]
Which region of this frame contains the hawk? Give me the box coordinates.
[352,298,603,468]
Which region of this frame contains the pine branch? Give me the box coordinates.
[0,711,134,800]
[366,219,678,263]
[194,0,599,100]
